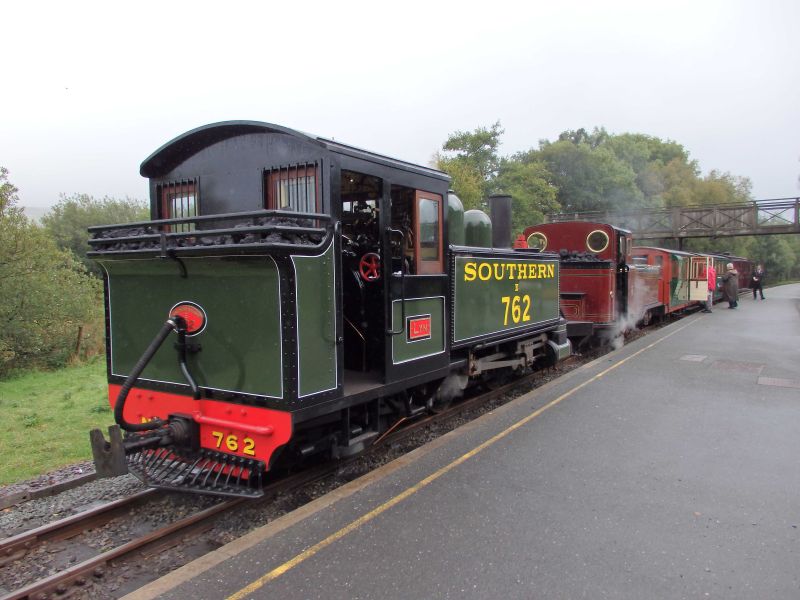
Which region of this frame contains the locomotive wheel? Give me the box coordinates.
[359,252,381,281]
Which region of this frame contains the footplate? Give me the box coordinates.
[126,446,265,498]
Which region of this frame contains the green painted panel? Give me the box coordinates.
[101,256,282,398]
[453,255,560,343]
[293,243,337,396]
[391,297,445,364]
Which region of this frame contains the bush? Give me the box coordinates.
[42,193,148,276]
[0,168,103,377]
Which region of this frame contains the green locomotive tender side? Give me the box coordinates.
[452,252,560,345]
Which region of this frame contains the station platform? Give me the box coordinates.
[128,284,800,600]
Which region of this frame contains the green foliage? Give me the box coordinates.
[0,169,103,377]
[434,154,485,211]
[531,140,644,213]
[495,158,559,235]
[22,413,41,428]
[749,235,796,281]
[435,121,759,226]
[441,121,504,183]
[436,122,506,212]
[42,193,148,275]
[0,358,111,483]
[0,166,20,215]
[693,170,753,205]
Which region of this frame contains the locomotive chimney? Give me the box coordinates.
[489,194,512,248]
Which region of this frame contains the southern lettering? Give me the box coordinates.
[463,261,555,282]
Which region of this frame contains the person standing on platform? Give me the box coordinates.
[721,263,739,309]
[702,262,716,313]
[750,264,766,300]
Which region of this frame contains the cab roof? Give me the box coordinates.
[140,120,450,182]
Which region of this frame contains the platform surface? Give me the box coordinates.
[128,285,800,600]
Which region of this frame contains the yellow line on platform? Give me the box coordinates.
[227,318,700,600]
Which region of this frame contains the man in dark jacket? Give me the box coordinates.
[750,264,765,300]
[722,263,739,308]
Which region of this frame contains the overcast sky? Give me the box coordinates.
[2,0,798,209]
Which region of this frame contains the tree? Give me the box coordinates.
[557,127,609,149]
[495,158,559,235]
[749,234,796,281]
[658,158,701,208]
[530,140,644,213]
[693,170,753,205]
[603,133,693,208]
[433,154,484,211]
[42,194,148,275]
[441,121,504,183]
[436,122,505,207]
[0,169,102,377]
[0,166,19,216]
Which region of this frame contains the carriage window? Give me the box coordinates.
[691,260,707,279]
[265,163,319,213]
[159,180,198,232]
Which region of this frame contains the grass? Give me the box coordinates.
[0,357,113,485]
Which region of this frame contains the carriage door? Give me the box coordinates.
[385,187,449,381]
[689,256,709,301]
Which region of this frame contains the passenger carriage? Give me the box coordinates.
[630,247,709,312]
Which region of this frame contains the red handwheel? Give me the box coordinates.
[359,252,381,281]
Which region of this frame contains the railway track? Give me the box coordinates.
[0,460,346,600]
[0,362,572,600]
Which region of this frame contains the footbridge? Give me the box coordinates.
[547,197,800,242]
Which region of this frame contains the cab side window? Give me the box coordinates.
[389,187,444,275]
[414,191,443,274]
[265,163,319,212]
[158,179,198,232]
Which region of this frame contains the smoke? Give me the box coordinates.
[605,266,658,350]
[434,373,469,405]
[605,311,640,351]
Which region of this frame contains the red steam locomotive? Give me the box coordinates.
[521,221,753,344]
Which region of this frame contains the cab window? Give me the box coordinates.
[414,191,443,274]
[265,163,319,212]
[390,187,444,275]
[158,179,198,232]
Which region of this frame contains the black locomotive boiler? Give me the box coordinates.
[89,121,570,497]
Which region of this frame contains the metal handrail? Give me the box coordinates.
[88,209,331,232]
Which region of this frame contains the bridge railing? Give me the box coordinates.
[547,198,800,239]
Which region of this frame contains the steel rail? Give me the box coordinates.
[0,462,347,600]
[0,489,160,568]
[0,473,97,511]
[0,497,245,600]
